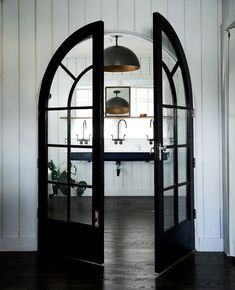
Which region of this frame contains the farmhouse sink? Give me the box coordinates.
[70,151,170,176]
[70,151,169,162]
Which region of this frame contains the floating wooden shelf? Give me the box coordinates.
[60,116,172,119]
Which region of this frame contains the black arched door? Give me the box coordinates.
[153,13,195,272]
[38,21,104,264]
[38,15,194,271]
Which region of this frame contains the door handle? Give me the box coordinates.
[157,143,167,161]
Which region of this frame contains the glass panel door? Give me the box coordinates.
[38,21,104,264]
[153,13,195,273]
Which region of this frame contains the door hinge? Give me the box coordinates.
[193,157,196,168]
[192,108,195,118]
[193,209,196,219]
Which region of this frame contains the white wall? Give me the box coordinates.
[0,0,223,251]
[0,0,37,251]
[222,0,235,255]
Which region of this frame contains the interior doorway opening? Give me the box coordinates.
[103,32,155,275]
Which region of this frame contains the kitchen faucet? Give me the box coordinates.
[76,120,91,145]
[146,118,154,145]
[111,119,127,145]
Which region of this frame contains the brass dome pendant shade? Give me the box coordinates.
[106,90,129,114]
[104,35,140,72]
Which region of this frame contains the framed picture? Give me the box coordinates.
[105,86,131,117]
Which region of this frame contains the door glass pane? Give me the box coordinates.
[177,109,187,145]
[173,66,186,107]
[163,148,174,188]
[164,189,174,231]
[178,147,187,184]
[68,38,93,107]
[48,110,67,145]
[48,64,73,108]
[48,37,93,108]
[70,148,92,186]
[48,147,67,183]
[70,109,93,146]
[48,147,68,221]
[162,31,177,106]
[162,68,173,105]
[163,108,174,146]
[70,187,92,225]
[162,32,177,65]
[48,187,67,221]
[70,148,92,224]
[178,185,187,223]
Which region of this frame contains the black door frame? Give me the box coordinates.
[154,12,195,272]
[38,21,104,264]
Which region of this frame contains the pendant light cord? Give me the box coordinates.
[115,35,118,46]
[113,90,120,98]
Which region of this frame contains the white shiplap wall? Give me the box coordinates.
[19,0,37,241]
[0,0,223,251]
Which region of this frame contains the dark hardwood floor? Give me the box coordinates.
[104,197,155,288]
[0,251,235,289]
[0,197,235,289]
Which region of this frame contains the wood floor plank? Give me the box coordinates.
[0,198,234,289]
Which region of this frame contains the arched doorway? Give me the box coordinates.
[38,13,194,273]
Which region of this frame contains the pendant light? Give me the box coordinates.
[104,35,140,72]
[106,90,129,114]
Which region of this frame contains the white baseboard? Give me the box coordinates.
[0,237,37,251]
[196,237,224,251]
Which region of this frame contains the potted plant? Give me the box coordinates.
[48,160,87,197]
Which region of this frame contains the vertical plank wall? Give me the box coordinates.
[0,0,223,251]
[19,0,37,243]
[201,0,222,250]
[185,0,204,252]
[2,0,20,243]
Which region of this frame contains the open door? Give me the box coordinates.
[153,13,195,272]
[38,21,104,264]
